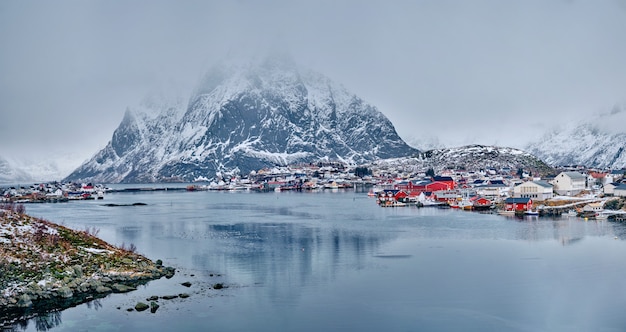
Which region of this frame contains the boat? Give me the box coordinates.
[564,210,578,217]
[381,201,407,207]
[497,210,515,216]
[595,212,609,220]
[524,209,539,216]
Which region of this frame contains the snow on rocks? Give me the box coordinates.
[0,209,175,323]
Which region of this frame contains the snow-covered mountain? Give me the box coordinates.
[369,145,555,177]
[0,153,87,184]
[526,106,626,169]
[403,134,445,151]
[0,156,30,184]
[65,56,418,183]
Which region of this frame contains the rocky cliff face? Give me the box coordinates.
[65,56,418,183]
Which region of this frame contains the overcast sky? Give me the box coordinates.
[2,0,626,166]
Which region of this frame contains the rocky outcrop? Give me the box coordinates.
[0,209,175,324]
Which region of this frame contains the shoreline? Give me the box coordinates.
[0,208,175,325]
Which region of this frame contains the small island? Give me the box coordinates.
[0,203,175,324]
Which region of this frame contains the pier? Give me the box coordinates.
[538,199,602,216]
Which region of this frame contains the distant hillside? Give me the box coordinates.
[369,145,555,177]
[0,154,86,184]
[526,106,626,169]
[0,156,31,184]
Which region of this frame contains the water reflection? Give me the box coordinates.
[188,222,388,292]
[4,311,63,332]
[14,191,626,331]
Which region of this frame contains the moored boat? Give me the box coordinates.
[498,210,515,216]
[525,209,539,216]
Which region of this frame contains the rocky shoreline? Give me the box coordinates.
[0,207,175,325]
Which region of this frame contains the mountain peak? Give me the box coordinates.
[65,60,417,183]
[526,110,626,168]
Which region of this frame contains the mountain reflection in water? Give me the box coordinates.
[10,189,626,332]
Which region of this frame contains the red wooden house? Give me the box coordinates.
[504,197,532,211]
[395,180,428,194]
[432,176,456,190]
[472,197,492,210]
[425,181,451,192]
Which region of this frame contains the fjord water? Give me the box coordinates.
[16,188,626,331]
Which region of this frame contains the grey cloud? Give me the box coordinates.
[1,0,626,164]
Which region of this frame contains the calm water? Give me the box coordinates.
[8,188,626,331]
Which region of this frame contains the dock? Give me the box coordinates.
[538,199,603,216]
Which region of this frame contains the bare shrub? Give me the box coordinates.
[33,223,47,243]
[15,203,25,214]
[46,233,60,247]
[1,202,15,211]
[119,242,137,253]
[83,226,100,237]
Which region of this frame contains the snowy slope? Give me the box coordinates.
[65,56,417,183]
[0,156,31,184]
[526,107,626,169]
[0,153,87,184]
[369,145,555,177]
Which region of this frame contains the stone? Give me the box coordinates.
[164,266,175,279]
[73,265,84,278]
[150,301,159,313]
[135,302,149,312]
[146,296,159,301]
[95,286,112,293]
[57,286,73,298]
[17,294,32,308]
[181,281,192,287]
[111,283,136,293]
[161,295,178,300]
[179,293,190,299]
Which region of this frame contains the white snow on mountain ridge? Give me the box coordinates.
[0,152,89,184]
[526,105,626,169]
[64,56,417,183]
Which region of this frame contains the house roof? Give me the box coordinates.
[589,172,608,179]
[476,183,507,188]
[562,171,586,180]
[533,180,553,188]
[505,197,532,204]
[488,180,505,185]
[615,184,626,190]
[433,176,454,182]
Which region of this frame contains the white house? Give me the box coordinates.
[610,170,625,182]
[615,184,626,198]
[551,172,586,196]
[513,180,554,200]
[475,183,508,200]
[603,182,619,196]
[583,202,604,213]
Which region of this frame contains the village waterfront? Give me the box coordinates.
[5,187,626,331]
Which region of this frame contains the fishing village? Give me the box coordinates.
[2,162,626,221]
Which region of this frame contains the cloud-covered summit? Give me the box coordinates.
[65,57,417,183]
